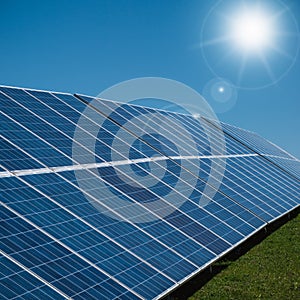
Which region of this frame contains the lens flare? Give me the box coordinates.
[200,0,300,89]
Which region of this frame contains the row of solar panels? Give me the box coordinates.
[0,85,299,299]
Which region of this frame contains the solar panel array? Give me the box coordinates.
[0,85,299,300]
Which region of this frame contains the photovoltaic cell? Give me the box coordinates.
[76,95,299,223]
[0,85,299,300]
[262,157,300,181]
[0,253,66,300]
[219,121,296,159]
[0,199,142,300]
[207,118,300,183]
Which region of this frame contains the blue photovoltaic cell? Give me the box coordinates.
[31,174,192,285]
[0,201,141,300]
[219,121,295,159]
[0,89,75,163]
[0,254,65,300]
[0,89,213,296]
[22,91,265,250]
[219,156,299,220]
[0,176,174,299]
[163,117,299,220]
[263,157,300,181]
[0,93,72,169]
[77,96,299,224]
[0,86,299,300]
[171,113,253,155]
[57,169,219,267]
[74,96,265,233]
[3,89,262,260]
[0,137,43,171]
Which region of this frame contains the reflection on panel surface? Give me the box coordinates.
[0,86,299,299]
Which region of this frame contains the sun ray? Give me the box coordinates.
[236,53,248,85]
[257,51,276,82]
[269,6,290,21]
[274,30,300,38]
[269,44,294,60]
[212,48,239,69]
[200,36,231,48]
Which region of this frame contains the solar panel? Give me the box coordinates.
[0,85,299,299]
[0,252,66,300]
[263,157,300,180]
[207,119,300,183]
[76,95,299,222]
[218,121,296,159]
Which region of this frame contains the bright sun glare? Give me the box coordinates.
[200,0,299,88]
[230,10,273,52]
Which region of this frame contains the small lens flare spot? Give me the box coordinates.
[203,78,238,113]
[218,86,225,93]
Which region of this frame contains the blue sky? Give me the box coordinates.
[0,0,299,157]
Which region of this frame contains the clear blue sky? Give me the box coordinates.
[0,0,299,158]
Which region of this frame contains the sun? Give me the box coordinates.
[230,10,273,52]
[199,0,300,88]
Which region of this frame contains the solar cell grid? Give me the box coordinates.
[219,121,296,159]
[18,91,264,241]
[77,95,299,223]
[0,85,299,300]
[262,156,300,181]
[0,253,67,300]
[74,95,266,234]
[0,198,144,299]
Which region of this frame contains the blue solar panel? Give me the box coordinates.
[260,156,300,181]
[0,253,66,300]
[0,85,299,299]
[77,95,299,223]
[0,195,142,299]
[219,121,296,159]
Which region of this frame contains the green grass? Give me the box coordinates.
[189,214,300,300]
